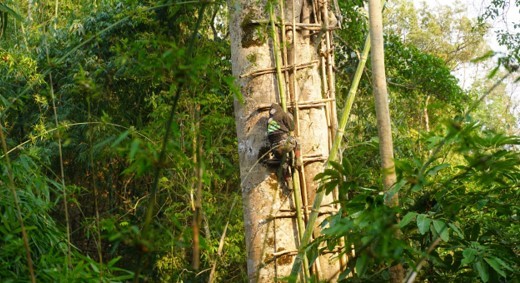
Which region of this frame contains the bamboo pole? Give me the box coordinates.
[191,104,203,270]
[0,122,36,283]
[269,4,287,110]
[322,0,338,150]
[87,99,104,279]
[321,4,345,269]
[48,73,73,270]
[289,22,374,283]
[270,0,310,279]
[209,198,238,282]
[278,0,293,104]
[291,0,310,227]
[289,0,311,280]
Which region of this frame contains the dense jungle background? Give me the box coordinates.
[0,0,518,282]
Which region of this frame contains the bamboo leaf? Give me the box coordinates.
[111,130,130,148]
[0,4,23,22]
[224,76,243,104]
[129,139,140,160]
[470,50,495,63]
[426,163,450,176]
[329,160,343,174]
[487,66,499,79]
[338,267,353,281]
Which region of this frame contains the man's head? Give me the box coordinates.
[270,103,283,116]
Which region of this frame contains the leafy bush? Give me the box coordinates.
[315,117,519,282]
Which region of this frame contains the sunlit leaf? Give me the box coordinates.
[487,66,499,79]
[470,50,495,63]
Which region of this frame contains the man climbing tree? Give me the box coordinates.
[267,103,295,159]
[267,103,296,188]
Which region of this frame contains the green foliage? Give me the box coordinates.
[1,0,517,282]
[326,2,518,281]
[1,0,245,281]
[315,117,519,282]
[386,0,489,66]
[0,152,133,282]
[385,36,464,104]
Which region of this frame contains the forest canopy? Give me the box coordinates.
[0,0,518,282]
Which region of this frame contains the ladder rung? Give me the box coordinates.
[263,250,298,265]
[303,154,327,163]
[256,98,335,113]
[278,207,336,215]
[267,212,297,219]
[280,204,335,212]
[240,60,319,78]
[263,154,326,165]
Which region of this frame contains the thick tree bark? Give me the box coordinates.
[368,0,405,282]
[229,0,341,281]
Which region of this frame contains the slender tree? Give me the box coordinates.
[368,0,404,281]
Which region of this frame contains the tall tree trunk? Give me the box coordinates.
[229,0,341,281]
[368,0,404,282]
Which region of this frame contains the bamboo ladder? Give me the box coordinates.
[240,0,343,279]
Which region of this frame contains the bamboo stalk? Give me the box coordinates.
[288,0,312,279]
[268,1,309,279]
[87,98,104,279]
[290,0,310,228]
[48,72,73,270]
[290,170,309,281]
[209,198,238,283]
[0,121,36,283]
[321,0,344,270]
[54,0,59,29]
[278,0,293,104]
[289,17,375,282]
[192,104,203,271]
[405,237,442,283]
[322,0,338,144]
[269,4,287,110]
